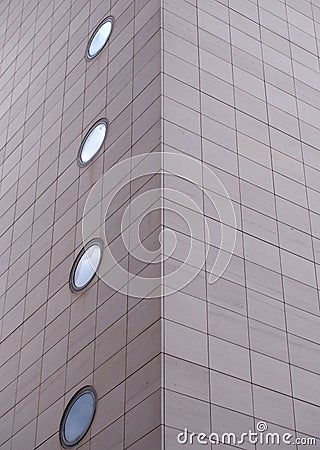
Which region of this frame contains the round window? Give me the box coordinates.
[78,119,108,167]
[86,17,114,59]
[70,239,103,292]
[60,387,97,448]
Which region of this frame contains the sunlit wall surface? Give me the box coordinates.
[0,0,161,448]
[162,0,320,448]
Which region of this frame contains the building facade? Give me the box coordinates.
[1,0,320,448]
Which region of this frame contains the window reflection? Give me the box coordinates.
[79,121,107,165]
[70,240,103,292]
[64,393,95,443]
[87,18,113,59]
[60,387,97,448]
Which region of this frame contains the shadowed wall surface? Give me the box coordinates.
[1,0,320,449]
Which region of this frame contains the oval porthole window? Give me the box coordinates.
[78,119,108,167]
[86,17,114,59]
[70,239,103,292]
[60,386,97,448]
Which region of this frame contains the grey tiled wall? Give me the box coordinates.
[1,0,320,449]
[163,0,320,448]
[0,0,161,448]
